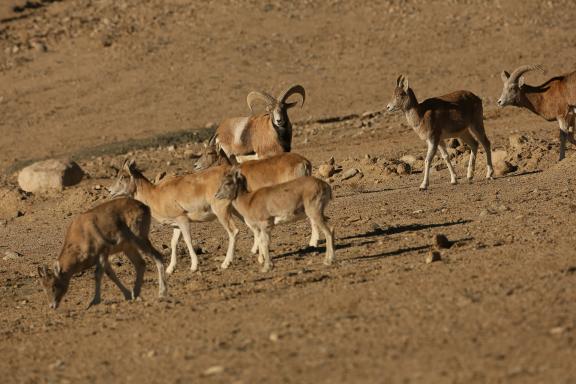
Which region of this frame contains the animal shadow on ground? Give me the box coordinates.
[341,220,472,241]
[272,220,471,261]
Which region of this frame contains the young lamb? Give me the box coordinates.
[37,197,168,309]
[215,169,335,272]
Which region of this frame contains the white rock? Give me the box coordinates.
[18,159,83,193]
[399,154,417,165]
[203,366,224,376]
[3,250,21,261]
[341,168,359,180]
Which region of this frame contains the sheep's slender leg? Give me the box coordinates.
[469,123,493,179]
[559,116,576,150]
[459,133,478,181]
[103,258,132,300]
[245,221,261,258]
[312,217,335,265]
[165,228,181,275]
[215,205,239,270]
[479,136,493,179]
[131,238,168,298]
[420,139,438,190]
[259,227,273,273]
[124,247,146,299]
[437,142,457,185]
[308,218,320,247]
[175,217,198,272]
[88,258,104,308]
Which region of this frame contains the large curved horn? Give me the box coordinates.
[509,64,543,84]
[247,91,276,112]
[278,84,305,107]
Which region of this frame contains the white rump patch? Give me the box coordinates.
[232,117,249,146]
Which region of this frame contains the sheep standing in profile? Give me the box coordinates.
[215,169,335,273]
[497,64,576,160]
[387,75,493,190]
[195,84,305,169]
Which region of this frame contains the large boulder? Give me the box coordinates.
[18,159,84,193]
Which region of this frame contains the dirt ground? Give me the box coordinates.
[1,1,576,383]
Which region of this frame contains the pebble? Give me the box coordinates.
[396,162,411,175]
[341,168,359,180]
[49,360,65,370]
[3,250,22,261]
[425,250,442,264]
[269,332,279,342]
[203,366,225,376]
[399,154,417,165]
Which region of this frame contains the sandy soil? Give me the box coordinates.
[1,1,576,383]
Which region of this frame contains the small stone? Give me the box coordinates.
[318,164,335,178]
[549,326,565,335]
[146,350,156,358]
[399,155,417,165]
[184,149,201,159]
[167,145,176,152]
[396,162,411,175]
[93,184,103,190]
[3,250,22,261]
[479,209,492,217]
[509,134,528,152]
[49,360,65,370]
[269,332,279,342]
[426,250,442,264]
[434,234,453,249]
[203,366,225,376]
[341,168,359,180]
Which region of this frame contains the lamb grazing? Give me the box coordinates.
[387,75,494,190]
[497,64,576,160]
[195,84,305,169]
[108,160,239,274]
[215,170,334,272]
[37,198,168,309]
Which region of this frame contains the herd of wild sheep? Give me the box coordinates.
[37,65,576,309]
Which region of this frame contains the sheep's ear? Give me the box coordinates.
[124,159,137,175]
[53,261,61,277]
[396,75,403,87]
[38,265,47,278]
[501,70,510,82]
[232,167,243,180]
[285,101,298,109]
[402,76,409,92]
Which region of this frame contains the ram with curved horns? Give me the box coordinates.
[497,64,576,160]
[195,84,305,169]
